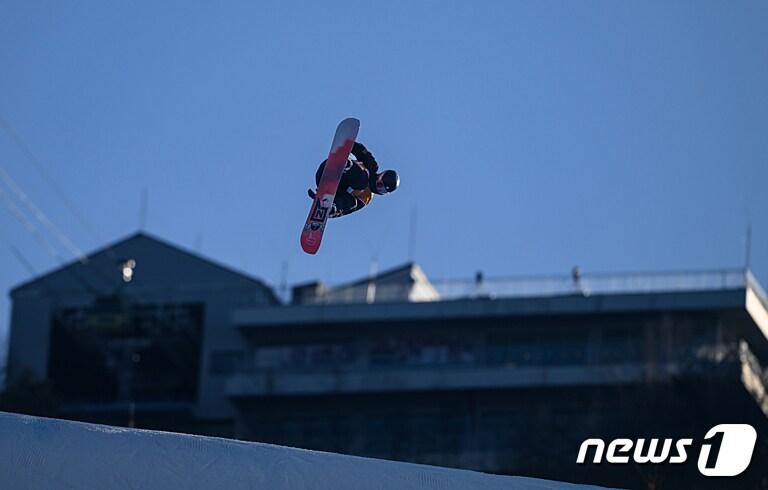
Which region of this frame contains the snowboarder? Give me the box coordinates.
[308,141,399,218]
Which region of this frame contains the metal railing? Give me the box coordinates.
[301,269,752,305]
[436,268,748,299]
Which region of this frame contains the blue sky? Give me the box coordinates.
[1,1,767,342]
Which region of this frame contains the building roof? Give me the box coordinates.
[292,262,440,304]
[235,271,768,345]
[10,231,278,302]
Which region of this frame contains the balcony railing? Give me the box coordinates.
[438,268,751,298]
[301,269,754,305]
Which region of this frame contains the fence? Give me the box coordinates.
[303,269,753,304]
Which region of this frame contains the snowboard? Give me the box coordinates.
[300,117,360,255]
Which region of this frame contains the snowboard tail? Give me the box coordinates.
[300,118,360,254]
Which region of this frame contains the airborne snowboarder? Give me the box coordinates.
[301,118,399,255]
[308,141,400,218]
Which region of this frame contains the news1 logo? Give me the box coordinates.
[577,424,757,477]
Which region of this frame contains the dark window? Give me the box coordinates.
[210,351,244,376]
[48,299,204,403]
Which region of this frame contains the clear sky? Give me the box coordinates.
[1,1,767,342]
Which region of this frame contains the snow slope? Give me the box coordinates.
[0,411,609,489]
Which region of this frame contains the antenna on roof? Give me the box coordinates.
[408,205,417,262]
[366,255,378,304]
[280,260,288,302]
[745,223,752,270]
[139,189,148,231]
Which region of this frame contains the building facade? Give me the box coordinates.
[228,269,768,489]
[6,232,277,435]
[7,246,768,488]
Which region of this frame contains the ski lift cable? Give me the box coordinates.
[0,181,107,297]
[0,167,162,306]
[7,243,39,278]
[0,166,88,264]
[0,170,163,307]
[0,181,64,262]
[0,226,39,279]
[0,115,123,265]
[0,114,103,243]
[0,226,64,301]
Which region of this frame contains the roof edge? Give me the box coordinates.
[9,231,278,303]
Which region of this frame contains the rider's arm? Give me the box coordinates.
[351,142,378,174]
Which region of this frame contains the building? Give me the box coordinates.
[6,232,277,435]
[228,268,768,489]
[291,263,439,304]
[6,240,768,488]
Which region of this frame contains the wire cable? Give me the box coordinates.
[0,166,87,264]
[0,182,63,262]
[0,114,101,242]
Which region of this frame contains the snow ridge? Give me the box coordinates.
[0,411,609,489]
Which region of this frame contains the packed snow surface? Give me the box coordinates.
[0,411,610,489]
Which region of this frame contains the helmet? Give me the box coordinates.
[376,170,400,194]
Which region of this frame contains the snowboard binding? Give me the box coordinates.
[308,189,342,219]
